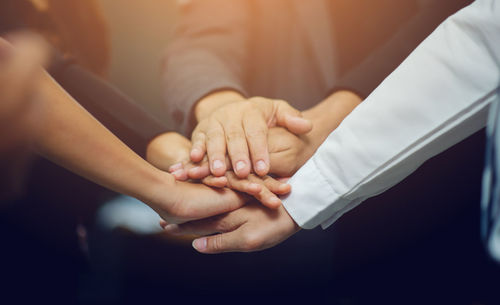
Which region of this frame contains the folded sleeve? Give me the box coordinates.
[282,0,500,230]
[161,0,251,135]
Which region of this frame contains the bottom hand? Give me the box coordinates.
[161,202,300,253]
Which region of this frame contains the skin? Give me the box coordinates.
[150,90,362,253]
[161,202,300,253]
[0,36,246,224]
[153,89,362,179]
[0,33,50,200]
[147,132,290,209]
[0,34,49,152]
[191,91,313,178]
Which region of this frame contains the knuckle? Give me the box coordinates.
[206,128,224,140]
[211,234,224,252]
[249,96,269,107]
[245,127,267,140]
[225,130,244,143]
[215,219,230,232]
[241,232,262,251]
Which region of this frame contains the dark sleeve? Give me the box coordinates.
[332,0,471,98]
[161,0,251,136]
[49,54,168,158]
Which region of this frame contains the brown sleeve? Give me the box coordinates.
[161,0,251,136]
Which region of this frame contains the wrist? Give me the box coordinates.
[135,167,176,209]
[194,90,245,122]
[303,90,361,147]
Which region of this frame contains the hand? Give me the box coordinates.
[146,132,291,209]
[161,201,300,253]
[203,171,290,209]
[146,132,193,177]
[145,172,246,225]
[191,93,312,178]
[175,90,362,179]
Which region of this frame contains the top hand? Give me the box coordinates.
[191,91,312,178]
[156,90,362,179]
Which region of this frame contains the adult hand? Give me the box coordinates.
[146,172,246,225]
[146,132,291,209]
[161,201,300,253]
[265,90,363,176]
[191,92,312,178]
[176,90,362,179]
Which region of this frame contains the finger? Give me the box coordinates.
[247,175,282,209]
[192,230,245,254]
[262,176,291,195]
[168,163,184,173]
[187,161,211,179]
[225,172,262,195]
[201,175,228,188]
[205,120,227,176]
[171,169,188,181]
[274,100,312,134]
[222,120,250,178]
[159,219,168,229]
[190,129,207,163]
[164,214,241,236]
[243,112,269,176]
[188,152,233,179]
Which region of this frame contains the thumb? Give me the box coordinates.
[192,230,242,254]
[273,100,312,134]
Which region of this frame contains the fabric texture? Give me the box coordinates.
[162,0,468,135]
[482,89,500,263]
[282,0,500,229]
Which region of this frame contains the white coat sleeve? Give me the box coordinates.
[282,0,500,229]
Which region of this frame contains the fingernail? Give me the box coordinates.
[193,238,207,251]
[279,183,291,192]
[164,224,180,234]
[287,115,309,124]
[269,197,281,206]
[212,160,224,170]
[169,163,183,172]
[236,161,246,172]
[172,169,185,179]
[191,148,200,156]
[256,160,267,172]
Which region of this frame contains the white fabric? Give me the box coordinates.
[282,0,500,229]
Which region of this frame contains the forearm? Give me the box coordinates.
[303,90,362,147]
[50,59,168,157]
[283,0,500,229]
[32,72,173,203]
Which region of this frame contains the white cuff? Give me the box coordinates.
[281,156,354,229]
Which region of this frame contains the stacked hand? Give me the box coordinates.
[147,131,301,253]
[147,90,361,252]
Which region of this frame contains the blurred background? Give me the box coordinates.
[97,0,177,127]
[1,1,499,304]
